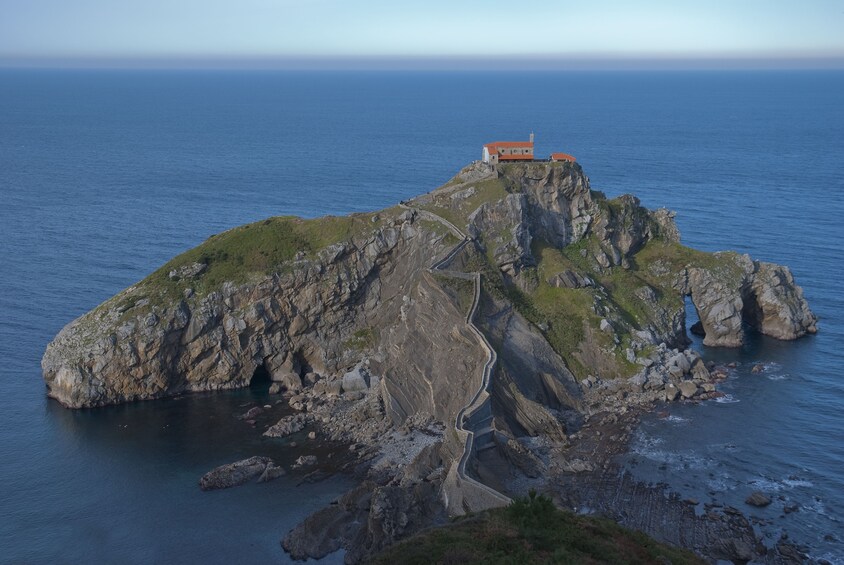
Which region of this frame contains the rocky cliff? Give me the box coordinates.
[42,160,817,562]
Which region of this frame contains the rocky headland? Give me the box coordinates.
[43,161,816,563]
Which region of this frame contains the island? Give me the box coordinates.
[43,160,816,563]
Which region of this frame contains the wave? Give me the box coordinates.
[713,394,740,404]
[749,475,815,492]
[630,432,713,471]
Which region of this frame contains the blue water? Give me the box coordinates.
[0,70,842,562]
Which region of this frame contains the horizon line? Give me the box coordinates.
[3,54,844,71]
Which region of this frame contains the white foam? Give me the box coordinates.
[714,394,740,404]
[749,477,784,491]
[706,474,737,492]
[783,477,814,488]
[748,476,815,493]
[630,435,713,471]
[750,361,783,373]
[805,498,829,517]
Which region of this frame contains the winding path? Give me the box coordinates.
[402,205,512,510]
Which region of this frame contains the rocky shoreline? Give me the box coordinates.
[194,352,814,563]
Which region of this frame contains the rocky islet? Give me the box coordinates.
[42,160,817,562]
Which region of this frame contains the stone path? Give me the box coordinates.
[403,204,511,510]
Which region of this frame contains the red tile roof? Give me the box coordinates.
[550,152,576,162]
[485,141,534,149]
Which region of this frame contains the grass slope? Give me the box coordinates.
[128,211,397,305]
[370,491,704,565]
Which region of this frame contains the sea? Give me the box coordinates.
[0,69,842,563]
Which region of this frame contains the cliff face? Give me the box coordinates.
[42,160,817,562]
[42,210,489,425]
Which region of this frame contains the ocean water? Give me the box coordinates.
[0,69,842,562]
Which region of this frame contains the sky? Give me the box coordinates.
[1,0,843,69]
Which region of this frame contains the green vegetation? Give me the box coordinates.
[633,239,744,285]
[464,248,605,379]
[344,327,378,351]
[419,177,510,229]
[418,218,461,247]
[131,212,390,304]
[433,274,476,315]
[370,491,704,565]
[442,177,745,381]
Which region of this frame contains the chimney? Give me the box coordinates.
[529,132,534,144]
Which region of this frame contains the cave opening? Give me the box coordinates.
[250,363,272,390]
[290,349,313,379]
[685,294,705,340]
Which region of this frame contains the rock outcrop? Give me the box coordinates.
[199,456,280,490]
[42,159,817,563]
[680,254,817,347]
[42,211,445,409]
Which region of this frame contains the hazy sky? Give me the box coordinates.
[1,0,843,67]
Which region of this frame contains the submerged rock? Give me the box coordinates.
[745,491,772,507]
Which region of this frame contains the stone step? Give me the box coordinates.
[476,441,498,453]
[474,425,495,438]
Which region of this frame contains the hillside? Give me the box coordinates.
[369,491,705,565]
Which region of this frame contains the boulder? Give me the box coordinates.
[325,378,343,396]
[239,406,263,420]
[199,456,274,491]
[264,414,308,438]
[342,367,370,393]
[293,455,318,469]
[275,371,303,393]
[667,353,691,378]
[745,491,772,507]
[678,381,698,399]
[664,384,680,402]
[548,270,594,289]
[168,262,207,281]
[690,358,710,380]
